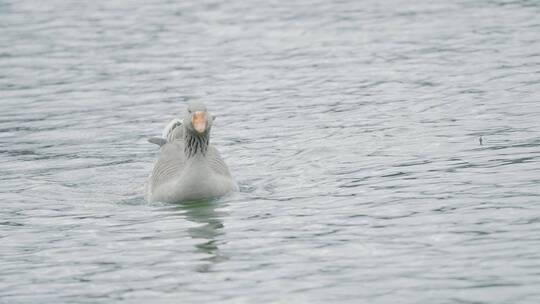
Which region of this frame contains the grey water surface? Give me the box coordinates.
[1,0,540,303]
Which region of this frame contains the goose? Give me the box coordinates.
[145,101,238,203]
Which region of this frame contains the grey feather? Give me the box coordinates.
[145,139,237,202]
[148,137,167,146]
[145,102,237,203]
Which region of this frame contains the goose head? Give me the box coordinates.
[184,101,213,136]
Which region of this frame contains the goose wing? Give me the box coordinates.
[206,146,233,177]
[149,141,186,190]
[148,119,184,147]
[162,118,183,142]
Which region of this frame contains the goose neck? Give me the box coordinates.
[184,128,209,158]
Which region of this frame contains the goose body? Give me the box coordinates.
[145,102,237,203]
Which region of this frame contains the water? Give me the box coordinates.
[1,0,540,303]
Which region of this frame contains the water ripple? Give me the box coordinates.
[1,0,540,303]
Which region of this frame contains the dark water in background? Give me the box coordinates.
[1,0,540,303]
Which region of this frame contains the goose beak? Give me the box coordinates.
[191,111,207,134]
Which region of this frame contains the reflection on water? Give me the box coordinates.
[175,200,228,273]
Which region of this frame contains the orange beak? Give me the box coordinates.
[191,111,207,134]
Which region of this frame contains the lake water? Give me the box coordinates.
[1,0,540,303]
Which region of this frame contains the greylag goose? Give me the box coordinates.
[145,101,238,203]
